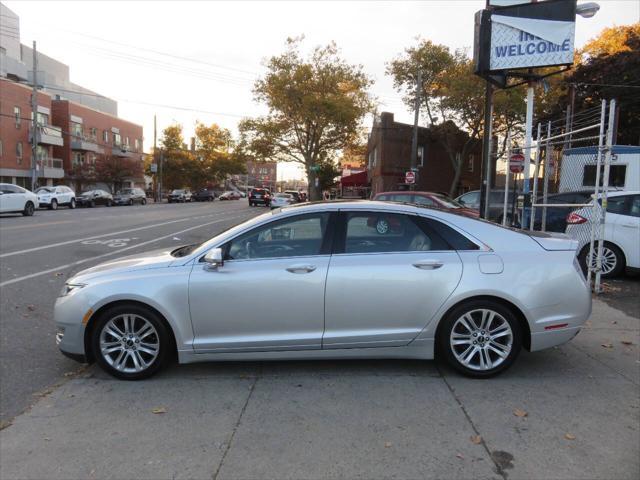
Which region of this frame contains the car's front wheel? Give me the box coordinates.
[91,304,173,380]
[69,198,76,209]
[22,201,35,216]
[142,198,147,205]
[438,300,522,378]
[50,199,58,210]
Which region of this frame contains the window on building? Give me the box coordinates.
[89,127,97,140]
[113,132,121,146]
[583,165,627,188]
[72,151,86,166]
[33,112,49,126]
[36,145,48,162]
[71,122,83,138]
[14,107,21,128]
[124,136,130,147]
[16,142,23,164]
[103,130,109,143]
[134,139,141,152]
[417,146,424,167]
[368,147,378,168]
[0,139,3,157]
[468,154,474,172]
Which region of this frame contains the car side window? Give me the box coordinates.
[412,196,436,206]
[606,196,631,215]
[1,185,20,194]
[630,196,640,218]
[420,217,479,250]
[343,212,450,254]
[460,192,479,206]
[225,213,330,260]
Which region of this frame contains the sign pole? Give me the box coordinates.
[502,129,511,226]
[480,81,494,219]
[521,81,534,228]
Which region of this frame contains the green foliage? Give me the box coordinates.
[238,37,374,200]
[95,156,143,193]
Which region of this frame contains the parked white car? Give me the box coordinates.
[566,190,640,278]
[0,183,37,216]
[270,193,295,209]
[35,185,76,210]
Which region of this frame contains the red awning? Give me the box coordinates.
[340,171,368,187]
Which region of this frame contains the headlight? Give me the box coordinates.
[59,283,87,297]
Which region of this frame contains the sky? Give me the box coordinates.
[5,0,639,180]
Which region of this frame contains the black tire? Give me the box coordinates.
[578,242,625,279]
[107,200,112,207]
[90,200,95,208]
[22,201,35,216]
[91,303,173,380]
[142,198,147,205]
[437,299,522,378]
[69,198,76,209]
[50,199,58,210]
[129,199,134,206]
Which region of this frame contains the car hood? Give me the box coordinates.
[71,247,177,282]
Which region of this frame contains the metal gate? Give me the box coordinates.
[507,99,616,293]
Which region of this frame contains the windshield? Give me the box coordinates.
[275,193,292,198]
[36,187,55,193]
[80,191,94,196]
[117,189,133,195]
[432,193,464,209]
[171,190,184,194]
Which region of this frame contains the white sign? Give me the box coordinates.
[509,153,525,174]
[490,15,575,70]
[405,171,416,184]
[150,163,158,173]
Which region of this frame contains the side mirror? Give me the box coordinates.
[203,247,224,270]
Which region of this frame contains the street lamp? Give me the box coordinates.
[576,2,600,18]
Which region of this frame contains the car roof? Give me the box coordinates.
[375,191,437,197]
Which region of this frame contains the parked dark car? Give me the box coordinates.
[168,189,193,203]
[113,188,147,206]
[455,189,520,224]
[532,191,594,232]
[193,189,215,202]
[283,190,302,203]
[76,189,114,207]
[248,188,271,207]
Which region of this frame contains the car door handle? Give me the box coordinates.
[286,264,317,274]
[621,223,638,228]
[412,260,444,270]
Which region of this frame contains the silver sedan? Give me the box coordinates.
[55,201,591,380]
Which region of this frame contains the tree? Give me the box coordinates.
[387,41,524,196]
[66,161,97,194]
[95,155,143,193]
[238,38,373,201]
[159,124,194,191]
[195,122,246,186]
[316,160,341,191]
[541,24,640,144]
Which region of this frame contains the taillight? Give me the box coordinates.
[566,212,587,224]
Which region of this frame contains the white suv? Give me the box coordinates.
[0,183,38,216]
[566,191,640,278]
[35,185,76,210]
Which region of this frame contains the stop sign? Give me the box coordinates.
[509,153,525,174]
[405,171,416,184]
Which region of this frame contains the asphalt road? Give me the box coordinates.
[0,201,638,479]
[0,199,260,423]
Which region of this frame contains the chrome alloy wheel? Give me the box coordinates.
[99,314,160,373]
[588,247,617,275]
[449,309,513,371]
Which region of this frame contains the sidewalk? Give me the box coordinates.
[1,297,638,480]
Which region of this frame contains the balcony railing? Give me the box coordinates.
[36,157,65,179]
[71,135,104,154]
[29,125,64,147]
[112,145,135,158]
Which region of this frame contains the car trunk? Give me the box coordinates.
[528,231,579,251]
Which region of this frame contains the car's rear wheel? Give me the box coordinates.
[69,198,76,209]
[22,201,35,216]
[50,199,58,210]
[142,198,147,205]
[91,304,172,380]
[579,242,625,279]
[438,300,522,378]
[90,200,96,208]
[129,199,134,206]
[106,200,112,207]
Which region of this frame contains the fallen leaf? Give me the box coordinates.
[384,442,392,448]
[470,435,482,444]
[456,453,464,460]
[27,305,36,311]
[564,433,576,440]
[601,343,613,349]
[621,340,634,346]
[55,272,64,277]
[585,320,592,327]
[44,437,51,441]
[513,408,528,418]
[151,407,167,414]
[612,321,618,325]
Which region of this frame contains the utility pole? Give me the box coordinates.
[153,114,158,202]
[159,149,164,203]
[30,41,39,191]
[479,81,494,219]
[409,69,422,191]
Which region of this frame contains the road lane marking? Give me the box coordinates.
[0,220,77,231]
[0,210,236,259]
[0,212,252,287]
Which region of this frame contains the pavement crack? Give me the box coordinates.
[212,375,259,480]
[569,343,639,386]
[437,365,509,480]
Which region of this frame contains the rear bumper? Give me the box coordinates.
[530,326,582,351]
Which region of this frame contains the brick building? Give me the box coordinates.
[0,78,64,187]
[51,100,145,192]
[366,112,482,197]
[246,161,277,191]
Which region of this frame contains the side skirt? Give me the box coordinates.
[177,339,434,364]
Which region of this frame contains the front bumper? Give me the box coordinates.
[54,293,90,359]
[113,198,131,205]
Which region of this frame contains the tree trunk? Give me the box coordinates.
[448,153,462,198]
[307,168,322,201]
